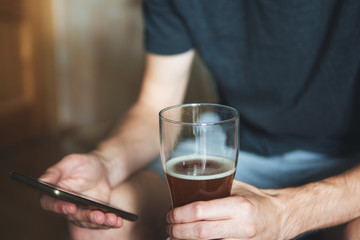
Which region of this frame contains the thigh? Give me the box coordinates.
[235,150,360,189]
[299,217,360,240]
[69,169,170,240]
[147,156,165,179]
[111,170,170,240]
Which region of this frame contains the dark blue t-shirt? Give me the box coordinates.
[143,0,360,156]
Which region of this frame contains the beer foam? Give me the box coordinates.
[165,155,236,180]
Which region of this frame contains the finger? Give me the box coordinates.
[168,197,247,223]
[39,154,87,181]
[104,212,123,228]
[168,220,255,240]
[39,154,101,193]
[221,239,242,240]
[40,198,123,230]
[69,209,106,229]
[38,156,76,186]
[74,209,123,228]
[38,167,62,184]
[39,191,121,228]
[40,194,77,214]
[168,220,231,239]
[68,209,123,229]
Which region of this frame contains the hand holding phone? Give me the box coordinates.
[10,171,138,222]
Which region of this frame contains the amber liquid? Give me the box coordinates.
[165,155,235,208]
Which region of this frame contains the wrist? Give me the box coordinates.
[92,140,129,186]
[265,187,306,240]
[277,188,301,240]
[273,181,349,239]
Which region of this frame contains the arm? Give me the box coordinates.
[95,50,195,187]
[278,164,360,239]
[166,164,360,239]
[40,50,195,229]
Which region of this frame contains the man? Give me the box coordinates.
[40,0,360,239]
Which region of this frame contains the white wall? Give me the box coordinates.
[52,0,217,152]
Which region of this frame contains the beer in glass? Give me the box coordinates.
[159,103,239,208]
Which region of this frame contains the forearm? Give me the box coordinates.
[94,100,162,186]
[275,164,360,239]
[92,51,195,187]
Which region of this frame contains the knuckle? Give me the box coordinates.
[194,222,211,239]
[40,195,58,212]
[171,208,181,223]
[169,224,180,239]
[192,201,207,219]
[239,200,254,217]
[243,223,257,238]
[39,195,49,210]
[66,153,82,159]
[64,153,85,163]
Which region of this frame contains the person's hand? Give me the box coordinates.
[166,180,284,240]
[39,153,123,229]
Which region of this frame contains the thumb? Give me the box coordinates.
[38,167,62,185]
[38,154,84,186]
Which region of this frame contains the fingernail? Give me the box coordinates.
[63,205,69,214]
[38,174,48,181]
[91,213,96,223]
[105,217,112,226]
[96,213,104,224]
[166,212,171,223]
[116,218,123,228]
[166,225,172,237]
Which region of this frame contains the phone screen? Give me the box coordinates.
[10,171,138,221]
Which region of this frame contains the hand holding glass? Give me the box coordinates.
[159,104,239,208]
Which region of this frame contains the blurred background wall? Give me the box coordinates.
[1,0,217,152]
[0,0,216,239]
[52,0,148,151]
[53,0,217,153]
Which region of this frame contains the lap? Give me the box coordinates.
[235,150,360,189]
[69,169,170,240]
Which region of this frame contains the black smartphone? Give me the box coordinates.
[9,171,138,222]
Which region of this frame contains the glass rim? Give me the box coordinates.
[159,103,239,126]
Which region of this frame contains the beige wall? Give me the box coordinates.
[52,0,217,152]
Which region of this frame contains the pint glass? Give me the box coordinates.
[159,103,239,208]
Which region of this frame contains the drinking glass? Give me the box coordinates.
[159,103,239,208]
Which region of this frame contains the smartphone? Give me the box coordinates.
[9,171,138,221]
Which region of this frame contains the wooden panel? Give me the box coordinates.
[0,0,56,148]
[0,21,24,104]
[0,0,24,19]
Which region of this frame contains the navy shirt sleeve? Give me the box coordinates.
[143,0,194,55]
